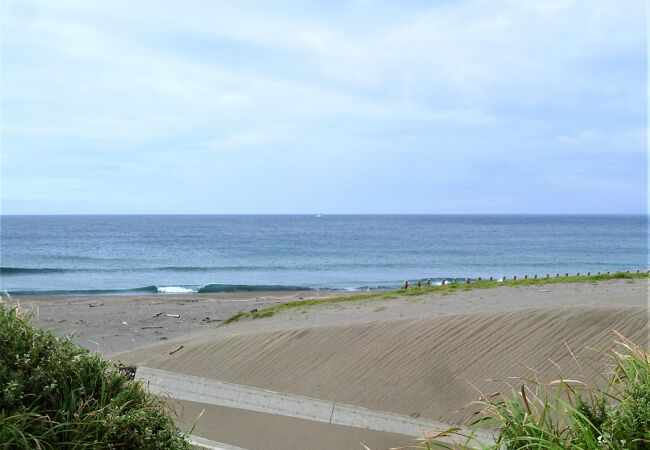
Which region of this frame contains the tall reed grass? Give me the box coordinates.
[416,333,650,449]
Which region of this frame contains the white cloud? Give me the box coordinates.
[1,0,646,213]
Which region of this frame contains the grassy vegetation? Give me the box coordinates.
[421,333,650,449]
[223,271,648,323]
[0,305,191,449]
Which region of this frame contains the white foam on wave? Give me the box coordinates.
[157,286,196,294]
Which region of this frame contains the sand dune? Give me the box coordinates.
[116,280,647,447]
[124,304,646,427]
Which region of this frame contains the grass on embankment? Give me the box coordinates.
[426,333,650,449]
[223,271,648,324]
[0,305,191,449]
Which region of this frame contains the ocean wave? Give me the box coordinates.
[157,286,196,294]
[1,267,81,275]
[1,282,407,297]
[2,263,441,276]
[158,263,421,272]
[197,283,312,293]
[3,283,314,296]
[3,286,160,296]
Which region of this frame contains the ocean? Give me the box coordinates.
[0,215,647,296]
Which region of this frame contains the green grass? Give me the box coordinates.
[223,271,648,323]
[421,333,650,449]
[0,305,191,449]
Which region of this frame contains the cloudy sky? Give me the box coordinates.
[1,0,646,214]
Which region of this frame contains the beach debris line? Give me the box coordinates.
[202,317,221,323]
[169,345,184,355]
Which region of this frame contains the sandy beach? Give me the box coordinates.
[8,278,648,449]
[8,290,345,355]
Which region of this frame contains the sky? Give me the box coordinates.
[1,0,647,214]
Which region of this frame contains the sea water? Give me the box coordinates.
[0,215,647,295]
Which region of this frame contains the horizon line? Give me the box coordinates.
[1,213,647,217]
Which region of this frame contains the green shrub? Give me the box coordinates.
[609,381,650,447]
[420,334,650,449]
[0,306,191,449]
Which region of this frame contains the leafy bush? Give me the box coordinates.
[0,305,191,449]
[420,333,650,449]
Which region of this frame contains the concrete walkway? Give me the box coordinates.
[136,366,495,447]
[188,434,248,450]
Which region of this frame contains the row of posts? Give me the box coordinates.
[402,269,648,289]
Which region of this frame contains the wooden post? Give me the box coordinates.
[587,272,590,277]
[597,272,600,275]
[607,271,610,275]
[441,279,446,285]
[556,273,559,278]
[546,274,549,278]
[417,280,422,288]
[489,276,493,281]
[403,281,409,289]
[534,274,537,279]
[565,273,569,277]
[513,275,517,281]
[478,277,482,282]
[577,273,580,277]
[453,278,457,284]
[524,275,528,280]
[426,279,431,286]
[636,269,640,274]
[466,277,471,284]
